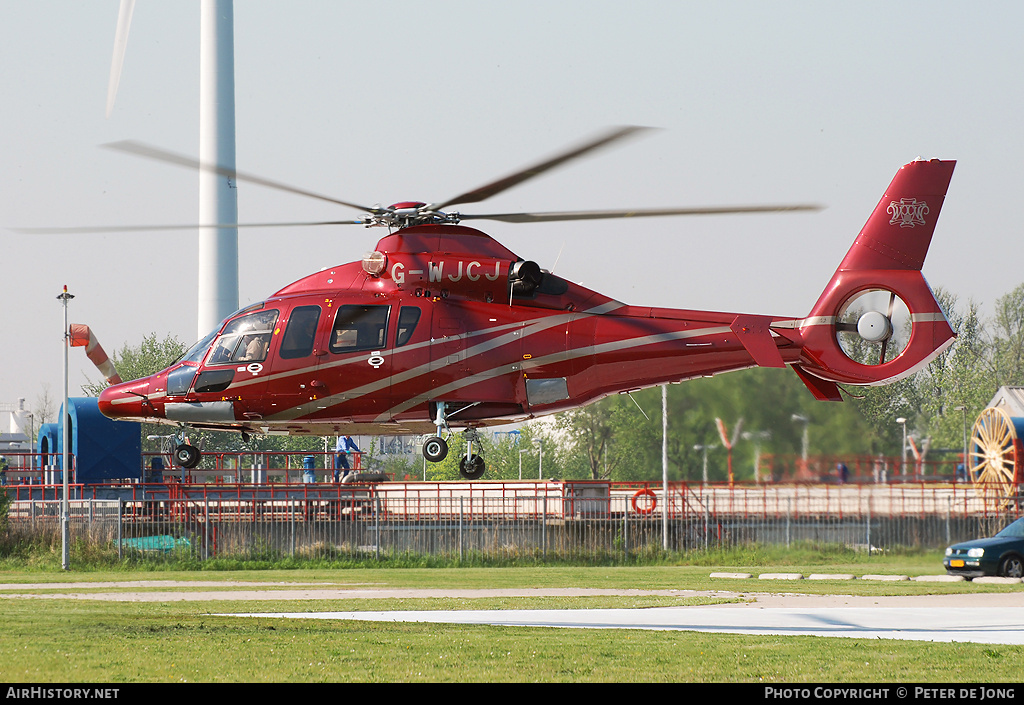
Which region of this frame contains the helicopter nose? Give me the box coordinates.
[98,377,154,421]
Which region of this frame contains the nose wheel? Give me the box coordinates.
[169,426,202,469]
[420,403,488,480]
[173,443,201,469]
[422,435,449,462]
[422,401,452,462]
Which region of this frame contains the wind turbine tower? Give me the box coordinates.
[197,0,239,339]
[107,0,239,340]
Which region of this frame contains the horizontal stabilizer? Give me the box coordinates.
[731,315,785,368]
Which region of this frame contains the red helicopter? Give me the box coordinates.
[95,127,956,479]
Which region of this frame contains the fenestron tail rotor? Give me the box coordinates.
[835,289,909,366]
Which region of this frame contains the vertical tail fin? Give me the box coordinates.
[834,159,956,273]
[787,159,956,393]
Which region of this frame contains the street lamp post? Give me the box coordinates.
[742,430,771,482]
[662,385,668,550]
[693,444,717,484]
[791,414,809,476]
[896,417,908,475]
[533,438,543,479]
[57,286,74,571]
[952,406,968,483]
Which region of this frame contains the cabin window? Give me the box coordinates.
[330,305,389,353]
[194,368,236,394]
[166,364,198,396]
[396,306,421,347]
[206,309,279,366]
[279,305,321,359]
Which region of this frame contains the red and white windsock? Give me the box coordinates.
[68,324,123,385]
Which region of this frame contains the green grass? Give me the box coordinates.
[0,593,1020,683]
[0,537,945,572]
[0,558,1022,682]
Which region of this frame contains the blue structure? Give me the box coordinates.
[37,397,141,483]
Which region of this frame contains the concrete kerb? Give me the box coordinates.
[973,576,1024,585]
[708,573,1000,582]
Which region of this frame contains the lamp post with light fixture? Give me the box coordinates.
[952,406,969,483]
[57,286,73,571]
[791,414,809,476]
[896,417,908,475]
[693,443,717,484]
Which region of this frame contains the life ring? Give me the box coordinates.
[631,488,657,514]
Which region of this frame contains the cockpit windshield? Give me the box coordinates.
[173,330,219,367]
[171,301,270,367]
[207,309,280,365]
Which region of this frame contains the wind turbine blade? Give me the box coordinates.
[106,0,136,118]
[731,418,744,448]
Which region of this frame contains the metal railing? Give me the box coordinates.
[5,481,1020,562]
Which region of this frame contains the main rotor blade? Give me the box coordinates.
[457,203,822,224]
[105,0,136,118]
[433,125,651,211]
[103,141,380,213]
[14,220,365,235]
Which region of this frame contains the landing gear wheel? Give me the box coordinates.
[422,436,449,463]
[459,454,486,480]
[173,444,201,469]
[999,554,1024,579]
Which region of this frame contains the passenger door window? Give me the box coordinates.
[330,305,389,354]
[395,306,422,347]
[279,305,322,359]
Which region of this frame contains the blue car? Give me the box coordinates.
[944,517,1024,579]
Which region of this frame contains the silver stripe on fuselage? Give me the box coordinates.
[262,300,626,421]
[770,316,834,329]
[376,324,733,421]
[772,311,949,330]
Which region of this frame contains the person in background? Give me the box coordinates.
[334,436,361,481]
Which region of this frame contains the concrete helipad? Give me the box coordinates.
[230,604,1024,645]
[4,581,1023,645]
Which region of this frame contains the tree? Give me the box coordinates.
[553,393,661,480]
[838,288,986,457]
[986,283,1024,387]
[30,384,56,441]
[911,288,991,453]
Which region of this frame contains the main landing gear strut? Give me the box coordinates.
[170,427,202,469]
[420,402,486,480]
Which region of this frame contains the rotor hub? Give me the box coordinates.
[857,310,893,342]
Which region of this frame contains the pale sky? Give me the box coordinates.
[2,1,1021,413]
